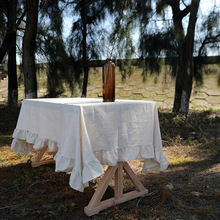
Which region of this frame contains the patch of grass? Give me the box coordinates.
[0,146,30,167]
[166,155,195,165]
[208,107,220,111]
[58,202,76,213]
[159,109,220,152]
[191,105,200,109]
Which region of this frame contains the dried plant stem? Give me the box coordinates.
[0,203,24,210]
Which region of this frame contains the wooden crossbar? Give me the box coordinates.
[84,162,148,216]
[31,149,148,216]
[31,146,57,167]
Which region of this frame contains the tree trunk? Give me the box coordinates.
[179,0,200,115]
[7,0,18,106]
[172,40,186,112]
[0,7,26,64]
[172,57,184,113]
[0,32,15,64]
[178,46,194,115]
[172,0,200,116]
[81,5,89,98]
[22,0,39,99]
[8,34,18,106]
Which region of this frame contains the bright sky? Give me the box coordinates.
[200,0,220,14]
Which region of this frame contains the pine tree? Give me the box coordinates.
[66,0,107,97]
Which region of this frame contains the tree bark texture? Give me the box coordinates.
[172,0,200,116]
[7,0,18,106]
[0,3,25,64]
[0,33,14,64]
[81,4,89,98]
[23,0,39,99]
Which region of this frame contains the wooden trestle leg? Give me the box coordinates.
[31,146,57,167]
[84,162,148,216]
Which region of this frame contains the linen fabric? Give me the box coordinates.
[11,98,168,192]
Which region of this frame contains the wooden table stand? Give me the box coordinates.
[84,162,148,216]
[31,146,57,167]
[31,149,148,216]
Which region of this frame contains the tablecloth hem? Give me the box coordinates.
[54,152,76,172]
[11,138,33,155]
[93,145,167,172]
[142,155,168,172]
[11,129,59,153]
[54,153,104,191]
[82,159,104,184]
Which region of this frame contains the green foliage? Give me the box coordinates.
[67,0,106,61]
[197,9,220,57]
[37,1,81,97]
[40,0,63,36]
[138,29,178,81]
[66,0,109,96]
[108,0,137,80]
[194,8,220,86]
[137,1,181,81]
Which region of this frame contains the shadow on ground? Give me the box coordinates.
[0,105,219,219]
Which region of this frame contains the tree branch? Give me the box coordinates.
[198,33,220,57]
[16,9,26,29]
[180,5,190,18]
[0,8,26,63]
[64,0,78,5]
[156,0,173,13]
[181,0,187,7]
[86,2,106,24]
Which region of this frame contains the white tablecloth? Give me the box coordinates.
[11,98,168,192]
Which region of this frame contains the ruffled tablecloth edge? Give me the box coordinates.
[11,128,168,192]
[11,128,59,154]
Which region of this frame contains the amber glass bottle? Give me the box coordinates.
[103,58,115,102]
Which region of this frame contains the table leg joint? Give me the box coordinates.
[84,162,148,216]
[31,146,57,167]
